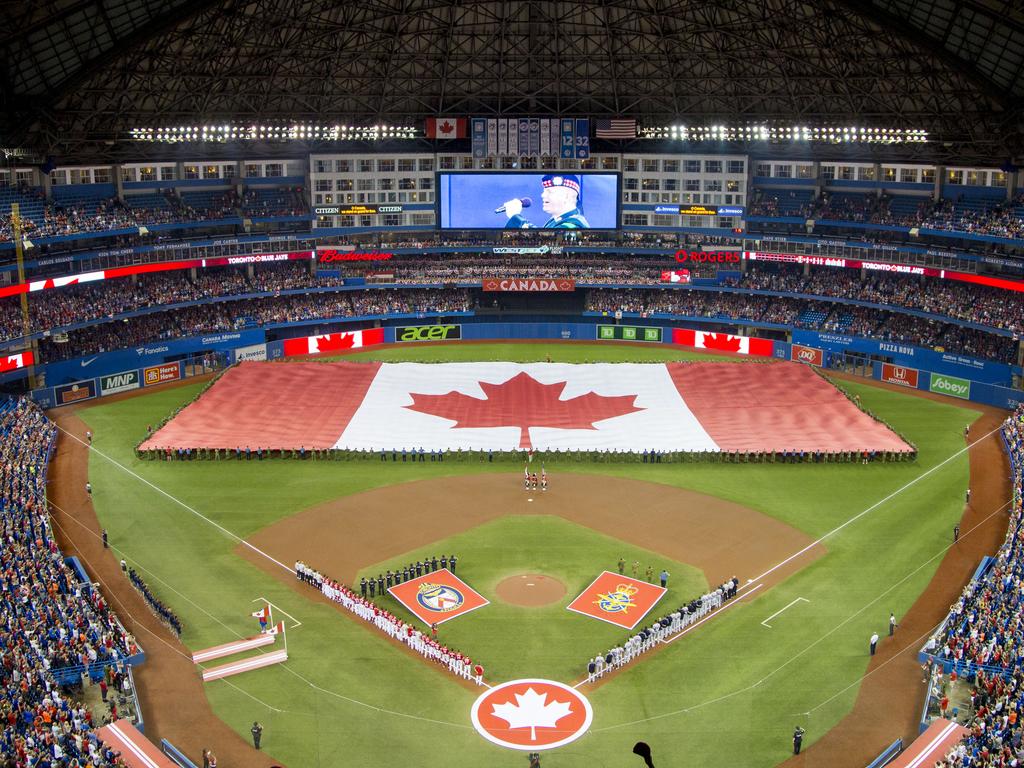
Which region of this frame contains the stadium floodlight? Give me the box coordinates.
[128,122,419,142]
[640,122,927,144]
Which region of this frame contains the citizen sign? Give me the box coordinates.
[482,278,575,292]
[396,325,462,342]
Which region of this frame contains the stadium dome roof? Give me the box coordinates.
[2,0,1022,163]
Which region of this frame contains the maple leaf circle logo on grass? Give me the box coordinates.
[405,371,643,450]
[471,679,593,750]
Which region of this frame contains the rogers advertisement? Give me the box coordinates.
[482,278,575,292]
[881,363,919,388]
[0,350,34,374]
[674,250,741,264]
[791,344,824,366]
[672,328,773,357]
[144,363,181,386]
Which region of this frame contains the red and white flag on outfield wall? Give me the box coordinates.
[262,621,285,636]
[426,117,467,139]
[672,328,773,357]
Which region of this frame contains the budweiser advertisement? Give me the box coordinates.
[660,269,691,284]
[0,350,34,374]
[282,328,385,357]
[140,361,913,455]
[672,328,773,357]
[881,363,919,388]
[791,344,824,366]
[482,278,575,292]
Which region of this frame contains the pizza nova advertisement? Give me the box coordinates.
[395,325,462,343]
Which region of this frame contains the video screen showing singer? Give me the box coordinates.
[501,174,590,229]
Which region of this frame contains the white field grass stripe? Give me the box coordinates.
[202,649,288,681]
[191,633,275,663]
[334,362,718,452]
[108,722,163,768]
[906,721,962,768]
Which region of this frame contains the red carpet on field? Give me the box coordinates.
[665,361,912,453]
[139,360,912,454]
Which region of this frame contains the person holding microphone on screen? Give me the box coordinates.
[500,174,590,229]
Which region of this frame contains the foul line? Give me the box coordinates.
[56,427,293,574]
[739,423,1000,593]
[761,597,809,628]
[253,597,303,628]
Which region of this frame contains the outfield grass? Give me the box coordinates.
[77,346,981,767]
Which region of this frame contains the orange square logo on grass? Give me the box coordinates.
[566,571,666,629]
[388,568,489,626]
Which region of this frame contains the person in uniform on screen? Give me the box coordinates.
[502,174,590,229]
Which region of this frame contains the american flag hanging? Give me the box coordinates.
[594,118,637,139]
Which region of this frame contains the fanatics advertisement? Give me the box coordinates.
[438,172,620,230]
[387,568,489,626]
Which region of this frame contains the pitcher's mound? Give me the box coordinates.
[496,574,567,607]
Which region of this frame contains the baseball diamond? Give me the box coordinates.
[5,5,1024,766]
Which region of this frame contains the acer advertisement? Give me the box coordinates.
[437,172,620,230]
[881,363,919,388]
[281,327,385,357]
[0,350,34,374]
[56,380,97,405]
[395,324,462,343]
[672,328,773,357]
[791,344,824,366]
[144,363,181,386]
[482,278,575,292]
[597,325,663,342]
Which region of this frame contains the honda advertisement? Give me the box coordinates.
[881,364,919,389]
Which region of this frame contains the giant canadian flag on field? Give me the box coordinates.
[139,361,914,454]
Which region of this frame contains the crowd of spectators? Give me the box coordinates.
[0,397,137,766]
[725,265,1024,334]
[127,567,182,636]
[928,405,1024,766]
[1,186,311,244]
[750,189,1024,240]
[585,578,737,682]
[295,562,484,686]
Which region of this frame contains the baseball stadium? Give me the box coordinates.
[2,2,1024,767]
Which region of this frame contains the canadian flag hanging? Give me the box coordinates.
[263,621,286,636]
[426,117,467,139]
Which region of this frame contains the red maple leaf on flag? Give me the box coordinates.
[404,371,643,450]
[701,333,742,353]
[439,120,454,134]
[312,332,357,354]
